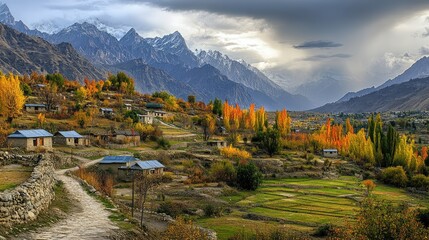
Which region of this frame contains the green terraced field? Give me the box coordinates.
[198,176,429,239]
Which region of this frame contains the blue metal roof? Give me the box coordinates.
[8,129,53,138]
[131,160,164,170]
[99,156,136,164]
[100,108,113,112]
[24,104,46,107]
[56,131,83,138]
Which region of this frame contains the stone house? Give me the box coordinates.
[24,104,47,113]
[323,149,338,158]
[100,108,114,117]
[7,129,53,151]
[207,140,228,148]
[125,103,132,111]
[121,160,165,175]
[112,130,141,143]
[98,155,138,174]
[137,114,154,124]
[54,131,89,146]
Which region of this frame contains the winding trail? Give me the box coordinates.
[26,158,119,240]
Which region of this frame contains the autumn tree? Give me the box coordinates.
[0,74,26,123]
[362,179,376,196]
[37,113,46,128]
[39,83,62,112]
[201,114,216,141]
[275,108,291,138]
[255,106,267,132]
[74,110,89,128]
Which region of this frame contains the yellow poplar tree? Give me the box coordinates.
[0,74,25,123]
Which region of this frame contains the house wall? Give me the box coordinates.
[323,151,338,158]
[12,137,53,151]
[25,106,47,113]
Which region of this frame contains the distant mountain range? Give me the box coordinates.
[337,56,429,103]
[312,55,429,113]
[0,3,313,111]
[313,76,429,113]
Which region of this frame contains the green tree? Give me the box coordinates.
[257,127,281,157]
[380,166,408,187]
[46,73,65,90]
[209,160,236,185]
[236,162,262,190]
[212,98,222,116]
[187,95,196,104]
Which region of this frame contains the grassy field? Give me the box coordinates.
[0,165,32,191]
[198,176,429,239]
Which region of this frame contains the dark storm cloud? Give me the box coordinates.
[303,53,351,61]
[293,41,342,49]
[128,0,429,38]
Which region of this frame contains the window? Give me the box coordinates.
[74,138,79,144]
[33,138,37,146]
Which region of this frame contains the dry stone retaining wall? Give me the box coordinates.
[0,153,56,226]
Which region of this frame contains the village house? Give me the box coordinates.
[7,129,53,151]
[112,130,140,143]
[24,104,47,113]
[121,160,165,175]
[207,140,228,148]
[98,155,138,173]
[124,103,132,111]
[323,149,338,158]
[54,131,89,146]
[143,109,167,118]
[100,108,114,117]
[137,114,154,124]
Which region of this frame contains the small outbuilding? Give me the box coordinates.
[24,104,47,113]
[207,140,228,148]
[7,129,53,151]
[137,114,154,124]
[124,103,132,111]
[54,131,89,146]
[98,155,138,173]
[121,160,165,175]
[100,108,114,117]
[323,149,338,158]
[112,130,140,143]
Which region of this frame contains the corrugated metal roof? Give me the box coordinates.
[131,160,164,170]
[100,156,136,164]
[323,149,338,152]
[8,129,53,138]
[56,131,83,138]
[24,104,46,107]
[100,108,113,112]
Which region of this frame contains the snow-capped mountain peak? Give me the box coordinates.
[0,3,15,25]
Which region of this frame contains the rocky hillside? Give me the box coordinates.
[0,24,104,81]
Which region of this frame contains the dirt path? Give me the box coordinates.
[24,158,119,240]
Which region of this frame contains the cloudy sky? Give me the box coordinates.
[4,0,429,103]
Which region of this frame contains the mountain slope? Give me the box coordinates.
[0,3,48,38]
[197,50,313,110]
[0,23,104,80]
[108,58,195,99]
[338,56,429,102]
[313,77,429,113]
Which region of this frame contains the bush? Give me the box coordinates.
[203,203,224,217]
[313,224,335,237]
[157,138,171,150]
[209,160,236,185]
[417,209,429,228]
[236,162,262,191]
[379,166,408,187]
[157,201,189,217]
[409,174,429,191]
[220,145,251,163]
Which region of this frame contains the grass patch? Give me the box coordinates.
[0,167,32,191]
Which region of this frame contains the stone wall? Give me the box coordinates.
[0,154,56,226]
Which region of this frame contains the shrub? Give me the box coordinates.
[220,145,251,163]
[157,138,171,150]
[313,224,335,237]
[162,217,210,240]
[157,201,189,217]
[161,172,174,183]
[203,203,224,217]
[209,160,236,185]
[379,166,408,187]
[410,174,429,191]
[417,209,429,228]
[236,162,262,190]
